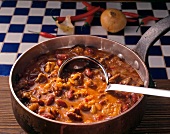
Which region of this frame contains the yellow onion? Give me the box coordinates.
[100,8,127,33]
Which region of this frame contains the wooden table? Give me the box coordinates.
[0,76,170,134]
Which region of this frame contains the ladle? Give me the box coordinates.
[58,56,170,98]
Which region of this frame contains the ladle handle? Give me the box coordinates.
[134,15,170,62]
[107,84,170,98]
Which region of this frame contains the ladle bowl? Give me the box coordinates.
[58,55,170,98]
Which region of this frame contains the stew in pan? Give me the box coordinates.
[14,45,143,123]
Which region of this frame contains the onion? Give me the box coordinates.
[100,8,127,33]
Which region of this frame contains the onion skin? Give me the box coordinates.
[100,8,127,33]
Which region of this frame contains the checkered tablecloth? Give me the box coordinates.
[0,1,170,79]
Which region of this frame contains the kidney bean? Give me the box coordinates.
[56,54,68,60]
[17,78,29,90]
[57,59,63,66]
[54,90,62,97]
[73,108,81,115]
[84,47,95,55]
[121,103,129,112]
[79,103,91,111]
[99,99,107,105]
[131,93,138,103]
[48,89,53,93]
[27,80,35,86]
[67,90,75,100]
[50,107,59,117]
[38,99,45,106]
[32,89,37,95]
[67,112,82,122]
[56,99,68,108]
[84,68,93,78]
[46,95,55,106]
[41,113,55,120]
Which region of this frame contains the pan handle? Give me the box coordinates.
[134,15,170,62]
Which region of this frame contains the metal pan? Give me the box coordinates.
[9,15,170,134]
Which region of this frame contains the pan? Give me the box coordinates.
[9,15,170,134]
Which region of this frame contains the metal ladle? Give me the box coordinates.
[58,56,170,98]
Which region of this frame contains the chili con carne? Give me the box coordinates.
[15,45,143,123]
